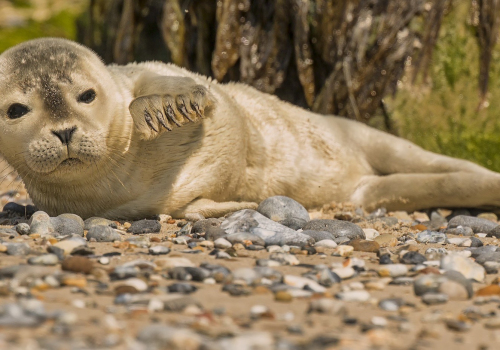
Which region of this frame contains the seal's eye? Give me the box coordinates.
[7,103,30,119]
[78,89,96,104]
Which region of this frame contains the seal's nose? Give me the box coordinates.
[52,127,77,145]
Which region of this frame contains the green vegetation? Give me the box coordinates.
[388,3,500,172]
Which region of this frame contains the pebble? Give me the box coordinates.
[378,298,404,311]
[5,243,30,256]
[448,215,498,233]
[15,223,30,235]
[86,225,121,242]
[256,196,310,229]
[314,239,337,248]
[136,324,202,349]
[332,267,356,280]
[416,231,447,243]
[308,298,346,315]
[440,253,485,282]
[28,211,54,236]
[349,239,380,253]
[168,283,197,294]
[422,293,449,305]
[83,217,117,230]
[214,238,232,249]
[283,275,326,293]
[445,226,474,236]
[221,209,314,246]
[149,246,171,255]
[363,228,380,240]
[61,256,93,274]
[225,232,265,246]
[27,254,59,266]
[445,237,471,246]
[269,252,300,265]
[127,220,161,234]
[400,251,426,264]
[51,215,84,236]
[475,285,500,296]
[331,245,354,257]
[374,234,398,247]
[378,264,408,277]
[488,226,500,238]
[274,291,293,302]
[51,239,86,256]
[302,219,365,240]
[336,290,370,302]
[302,230,336,242]
[191,218,221,234]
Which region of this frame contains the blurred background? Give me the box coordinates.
[1,0,500,173]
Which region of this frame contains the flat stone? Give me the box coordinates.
[5,243,30,256]
[61,256,93,274]
[378,264,408,278]
[422,293,448,305]
[331,245,354,257]
[302,219,365,240]
[445,226,474,236]
[221,209,314,247]
[314,239,337,248]
[84,217,117,230]
[214,238,232,249]
[51,240,86,256]
[127,220,161,234]
[308,298,346,315]
[269,252,299,265]
[400,251,426,264]
[257,196,310,230]
[440,253,485,282]
[27,254,59,266]
[335,290,370,302]
[363,228,380,240]
[283,275,326,293]
[332,267,355,279]
[87,225,121,242]
[448,215,498,233]
[416,231,447,243]
[374,234,398,248]
[476,285,500,296]
[149,246,171,255]
[349,239,379,253]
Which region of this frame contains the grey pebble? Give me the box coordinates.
[127,220,161,234]
[84,217,117,230]
[5,243,30,256]
[445,226,474,236]
[28,211,54,236]
[86,225,121,242]
[15,223,30,235]
[301,219,365,240]
[257,196,310,230]
[221,209,314,247]
[400,251,426,264]
[302,230,336,242]
[448,215,498,233]
[422,293,449,305]
[27,254,59,266]
[470,237,484,247]
[475,251,500,265]
[50,216,84,237]
[378,298,404,311]
[205,227,227,241]
[488,225,500,238]
[167,283,197,294]
[416,230,447,243]
[149,246,171,255]
[225,232,265,246]
[191,218,222,234]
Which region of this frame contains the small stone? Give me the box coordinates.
[475,285,500,296]
[15,223,30,235]
[214,238,232,249]
[446,237,472,247]
[257,196,310,229]
[440,253,485,282]
[5,243,30,256]
[331,245,354,257]
[484,318,500,329]
[414,274,446,296]
[205,226,226,241]
[136,325,202,349]
[488,226,500,238]
[363,228,380,240]
[379,254,393,265]
[61,275,87,288]
[438,279,469,300]
[127,220,161,234]
[448,215,498,233]
[400,251,426,264]
[374,234,398,247]
[349,239,380,253]
[308,298,346,315]
[149,246,171,255]
[422,293,448,305]
[302,219,365,240]
[84,217,117,230]
[378,264,408,277]
[52,240,86,256]
[302,230,336,242]
[378,298,404,311]
[98,257,110,265]
[269,252,300,265]
[29,211,55,236]
[28,254,59,266]
[469,237,484,247]
[283,275,326,293]
[335,290,370,302]
[331,267,355,280]
[416,230,447,243]
[51,216,84,236]
[445,319,471,332]
[314,239,337,248]
[168,283,197,294]
[86,225,121,242]
[274,291,293,302]
[445,226,474,236]
[192,218,221,234]
[61,256,93,274]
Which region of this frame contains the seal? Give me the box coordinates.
[1,38,500,219]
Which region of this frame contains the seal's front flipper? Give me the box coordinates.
[129,73,216,140]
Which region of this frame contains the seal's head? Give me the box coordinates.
[0,38,124,183]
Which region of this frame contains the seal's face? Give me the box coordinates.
[0,38,121,181]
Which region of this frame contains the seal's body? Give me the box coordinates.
[0,38,499,219]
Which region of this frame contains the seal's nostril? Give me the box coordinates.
[52,127,77,145]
